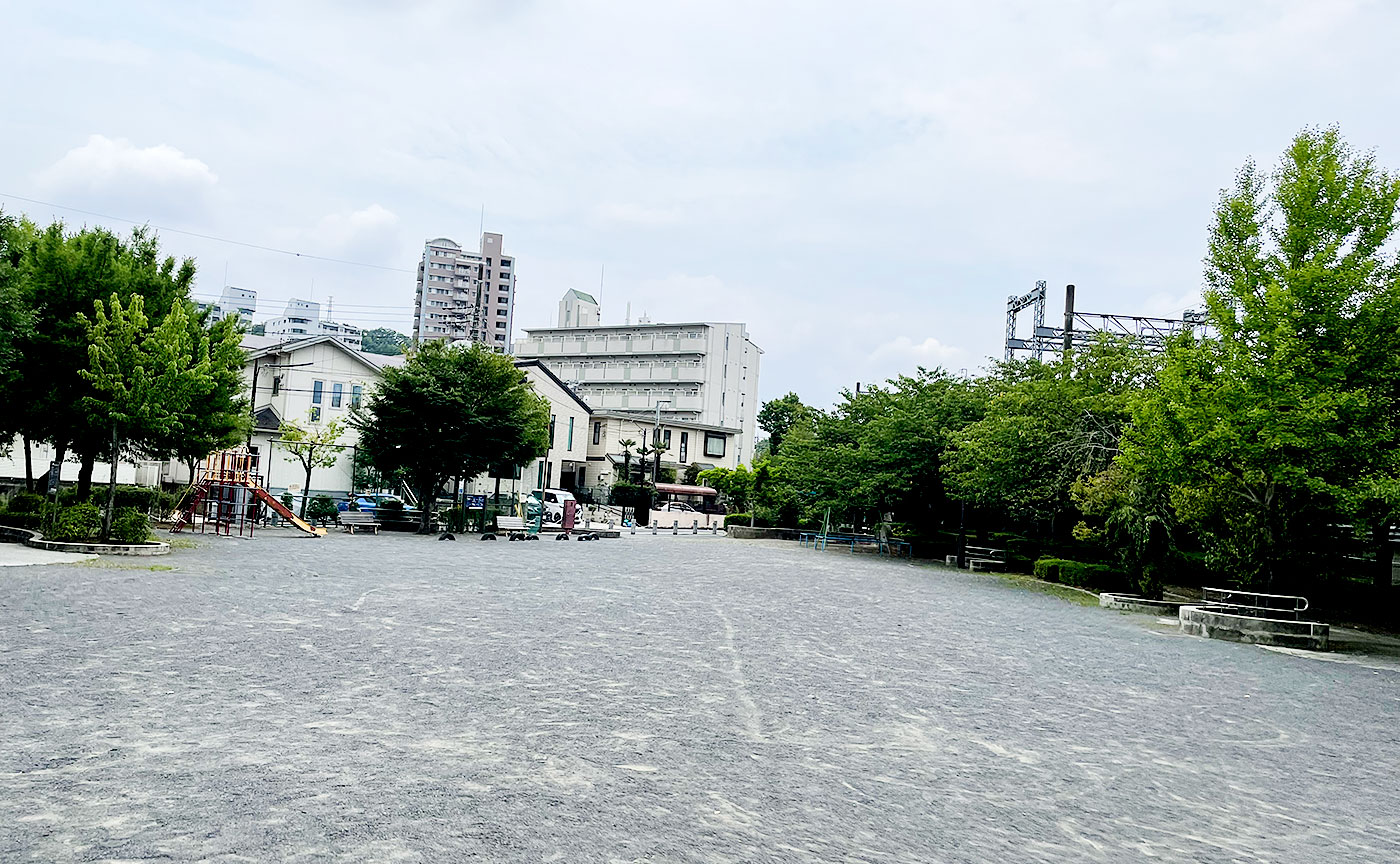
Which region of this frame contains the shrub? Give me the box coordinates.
[378,498,405,511]
[280,492,294,510]
[1033,557,1125,591]
[724,512,752,527]
[0,509,42,529]
[6,491,45,513]
[48,503,101,542]
[109,508,153,543]
[306,495,339,525]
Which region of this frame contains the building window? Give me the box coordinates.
[704,432,725,458]
[593,421,601,445]
[550,415,556,446]
[312,381,324,404]
[679,431,688,462]
[662,429,671,449]
[496,322,506,329]
[309,406,322,423]
[351,385,362,408]
[271,375,281,395]
[567,417,574,451]
[331,382,343,408]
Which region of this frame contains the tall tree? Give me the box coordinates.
[757,392,809,455]
[83,297,213,537]
[0,214,34,455]
[1123,126,1400,590]
[353,341,550,533]
[278,416,346,519]
[360,327,410,356]
[16,223,194,496]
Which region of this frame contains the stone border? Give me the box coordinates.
[1099,593,1186,615]
[726,526,801,541]
[0,523,170,557]
[1178,604,1329,651]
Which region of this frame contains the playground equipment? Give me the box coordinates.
[170,449,325,537]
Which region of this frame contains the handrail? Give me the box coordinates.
[1202,586,1309,613]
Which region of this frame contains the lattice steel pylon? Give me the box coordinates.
[1005,282,1209,360]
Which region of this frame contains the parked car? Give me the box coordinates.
[338,494,419,520]
[661,501,698,513]
[528,488,576,523]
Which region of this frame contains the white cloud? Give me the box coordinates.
[37,134,217,195]
[868,336,964,368]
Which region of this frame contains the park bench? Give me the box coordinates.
[489,515,538,541]
[946,545,1006,571]
[879,538,913,558]
[802,532,881,552]
[337,511,380,535]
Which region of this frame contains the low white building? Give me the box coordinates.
[264,299,363,350]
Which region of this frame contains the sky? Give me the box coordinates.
[2,1,1398,409]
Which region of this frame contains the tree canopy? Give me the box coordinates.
[353,341,550,531]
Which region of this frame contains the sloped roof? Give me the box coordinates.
[241,334,385,374]
[565,288,598,304]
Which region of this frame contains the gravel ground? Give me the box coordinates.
[2,531,1398,863]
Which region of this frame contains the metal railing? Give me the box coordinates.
[1200,587,1309,620]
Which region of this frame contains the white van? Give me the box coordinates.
[530,488,577,523]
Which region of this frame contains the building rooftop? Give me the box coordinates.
[564,288,598,304]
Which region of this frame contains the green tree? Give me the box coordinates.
[353,341,550,533]
[361,327,410,356]
[618,439,637,483]
[83,296,211,537]
[279,415,346,519]
[1122,126,1400,591]
[757,392,810,455]
[0,214,34,454]
[945,341,1153,534]
[15,222,194,496]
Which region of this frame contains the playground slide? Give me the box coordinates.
[251,485,326,536]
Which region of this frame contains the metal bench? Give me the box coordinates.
[337,511,380,534]
[948,545,1006,571]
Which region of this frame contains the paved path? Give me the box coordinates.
[2,532,1398,862]
[0,540,95,567]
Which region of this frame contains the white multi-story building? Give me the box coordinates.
[413,233,515,351]
[264,299,363,350]
[513,296,762,465]
[196,285,257,324]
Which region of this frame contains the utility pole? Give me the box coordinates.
[246,357,313,447]
[1061,284,1076,358]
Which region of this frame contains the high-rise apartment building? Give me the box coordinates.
[412,233,515,351]
[514,292,762,464]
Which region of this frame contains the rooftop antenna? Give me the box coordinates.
[326,295,333,321]
[599,264,605,320]
[626,301,631,325]
[223,261,229,288]
[479,204,485,238]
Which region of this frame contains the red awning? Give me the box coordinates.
[654,482,718,496]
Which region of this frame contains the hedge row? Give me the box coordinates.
[1033,557,1126,592]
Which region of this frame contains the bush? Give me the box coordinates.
[724,512,752,528]
[48,503,101,542]
[306,495,340,525]
[6,491,45,513]
[281,492,294,510]
[1033,557,1125,591]
[0,509,42,529]
[378,498,405,512]
[109,507,153,543]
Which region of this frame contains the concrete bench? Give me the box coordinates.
[968,558,1005,572]
[338,511,380,535]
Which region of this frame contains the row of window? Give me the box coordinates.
[310,380,363,410]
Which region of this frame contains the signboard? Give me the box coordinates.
[46,461,62,495]
[463,495,486,510]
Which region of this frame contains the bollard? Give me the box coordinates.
[652,523,657,535]
[631,523,636,535]
[692,519,698,534]
[672,520,679,535]
[711,522,718,536]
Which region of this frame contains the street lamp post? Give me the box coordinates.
[652,399,671,484]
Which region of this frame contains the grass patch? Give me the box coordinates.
[77,560,176,572]
[993,571,1100,606]
[166,537,200,549]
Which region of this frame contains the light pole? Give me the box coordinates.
[652,399,671,484]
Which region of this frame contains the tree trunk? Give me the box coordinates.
[23,436,33,492]
[418,481,434,533]
[102,425,119,539]
[300,460,313,519]
[77,450,96,499]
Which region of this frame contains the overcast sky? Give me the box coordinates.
[2,1,1396,408]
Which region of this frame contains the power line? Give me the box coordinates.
[0,192,415,273]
